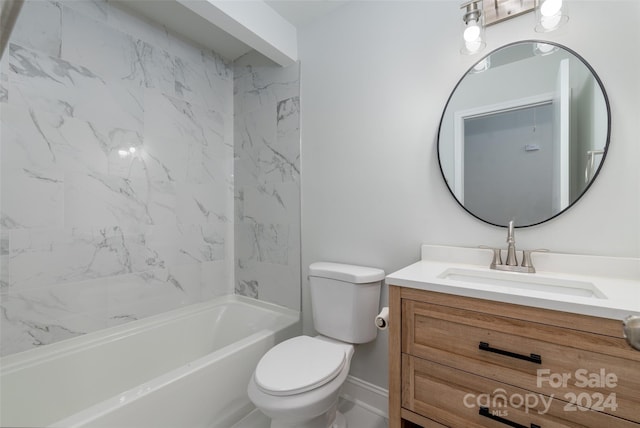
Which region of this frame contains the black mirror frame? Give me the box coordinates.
[436,40,611,228]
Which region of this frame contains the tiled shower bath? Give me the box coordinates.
[0,0,300,357]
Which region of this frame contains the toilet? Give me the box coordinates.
[247,262,385,428]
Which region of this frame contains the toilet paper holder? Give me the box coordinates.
[375,307,389,330]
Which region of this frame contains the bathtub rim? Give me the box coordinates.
[1,294,299,374]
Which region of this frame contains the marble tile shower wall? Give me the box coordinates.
[0,0,235,356]
[233,52,301,311]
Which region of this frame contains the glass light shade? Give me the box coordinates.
[460,3,486,55]
[541,0,562,16]
[463,20,481,42]
[461,31,486,55]
[535,0,568,32]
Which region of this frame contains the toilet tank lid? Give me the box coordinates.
[309,262,385,283]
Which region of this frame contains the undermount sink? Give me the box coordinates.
[437,268,607,299]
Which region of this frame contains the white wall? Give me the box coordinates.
[299,0,640,389]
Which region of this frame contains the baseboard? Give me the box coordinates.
[340,375,388,419]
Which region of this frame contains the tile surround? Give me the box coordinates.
[233,51,301,311]
[0,0,302,356]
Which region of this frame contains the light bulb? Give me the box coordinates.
[541,14,561,30]
[465,39,483,54]
[540,0,562,17]
[463,19,481,42]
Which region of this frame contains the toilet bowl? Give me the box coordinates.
[247,262,385,428]
[247,336,354,428]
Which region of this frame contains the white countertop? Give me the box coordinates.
[386,245,640,321]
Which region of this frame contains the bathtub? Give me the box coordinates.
[0,295,299,428]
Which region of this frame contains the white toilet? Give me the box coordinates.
[247,262,385,428]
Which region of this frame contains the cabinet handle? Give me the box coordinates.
[479,342,542,364]
[479,407,541,428]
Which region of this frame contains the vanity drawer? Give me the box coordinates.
[402,299,640,422]
[402,355,640,428]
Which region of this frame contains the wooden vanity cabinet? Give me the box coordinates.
[388,285,640,428]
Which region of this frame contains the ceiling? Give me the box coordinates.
[265,1,349,28]
[116,0,349,63]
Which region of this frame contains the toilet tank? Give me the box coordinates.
[309,262,385,344]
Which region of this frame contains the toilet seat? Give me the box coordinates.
[254,336,346,397]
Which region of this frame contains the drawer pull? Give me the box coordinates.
[479,407,541,428]
[479,342,542,364]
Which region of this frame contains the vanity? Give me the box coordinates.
[388,36,640,427]
[387,245,640,428]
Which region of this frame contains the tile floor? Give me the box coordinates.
[231,398,388,428]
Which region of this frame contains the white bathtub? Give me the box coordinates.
[0,295,299,428]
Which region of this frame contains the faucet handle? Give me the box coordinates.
[507,220,515,243]
[521,249,549,270]
[479,245,503,267]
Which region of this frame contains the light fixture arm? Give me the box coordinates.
[461,0,482,24]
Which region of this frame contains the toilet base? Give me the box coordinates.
[269,405,347,428]
[333,411,347,428]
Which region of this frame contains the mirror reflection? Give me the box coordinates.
[438,41,610,227]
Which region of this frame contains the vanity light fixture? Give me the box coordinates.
[460,0,486,55]
[457,0,568,56]
[535,0,568,32]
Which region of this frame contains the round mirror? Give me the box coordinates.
[437,41,610,227]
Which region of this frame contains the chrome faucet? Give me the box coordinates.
[483,220,548,273]
[505,220,518,266]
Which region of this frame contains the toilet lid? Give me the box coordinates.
[254,336,346,396]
